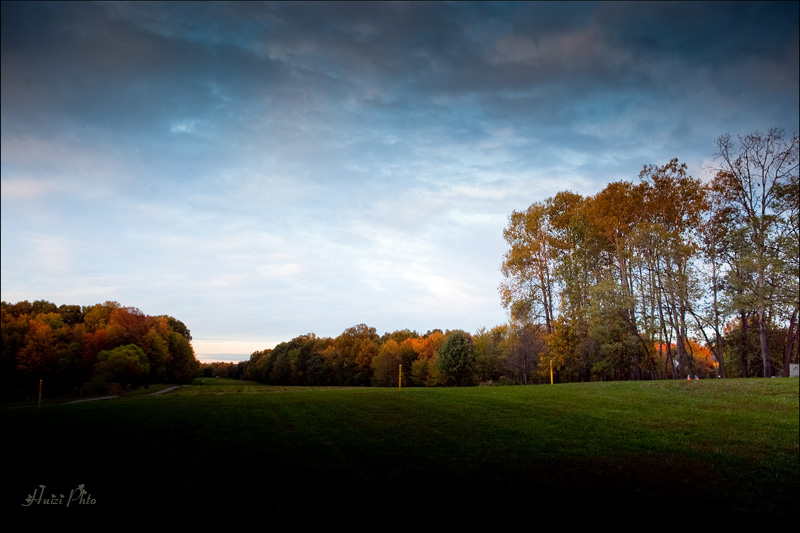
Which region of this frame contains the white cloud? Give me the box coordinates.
[1,176,59,200]
[170,120,199,134]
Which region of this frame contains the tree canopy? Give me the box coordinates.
[1,300,200,401]
[500,128,798,380]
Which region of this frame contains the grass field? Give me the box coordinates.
[1,378,798,532]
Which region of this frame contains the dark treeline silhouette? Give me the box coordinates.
[199,361,248,379]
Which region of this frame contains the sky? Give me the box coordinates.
[2,1,798,363]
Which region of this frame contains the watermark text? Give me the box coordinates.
[22,484,96,507]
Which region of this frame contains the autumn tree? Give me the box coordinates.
[409,330,446,386]
[1,305,29,400]
[500,202,556,332]
[16,317,59,379]
[637,159,708,379]
[1,300,200,398]
[546,316,586,382]
[333,324,380,386]
[712,127,799,377]
[545,191,591,330]
[498,127,800,383]
[166,331,198,384]
[143,316,172,383]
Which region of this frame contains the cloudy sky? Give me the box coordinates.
[2,1,798,362]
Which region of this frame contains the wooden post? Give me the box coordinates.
[399,364,402,391]
[550,359,553,386]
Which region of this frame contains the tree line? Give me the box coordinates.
[232,321,716,388]
[1,300,199,401]
[242,324,568,387]
[500,127,798,381]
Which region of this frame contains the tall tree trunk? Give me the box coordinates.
[667,300,687,378]
[539,268,554,334]
[657,291,673,379]
[782,309,798,377]
[758,307,772,377]
[711,256,726,378]
[675,331,687,379]
[716,331,725,378]
[740,310,749,378]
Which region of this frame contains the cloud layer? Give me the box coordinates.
[2,2,798,360]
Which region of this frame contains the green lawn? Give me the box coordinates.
[2,379,797,532]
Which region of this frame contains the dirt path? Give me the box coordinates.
[64,385,189,404]
[64,395,117,404]
[149,385,185,395]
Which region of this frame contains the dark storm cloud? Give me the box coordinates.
[1,2,286,134]
[6,2,795,158]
